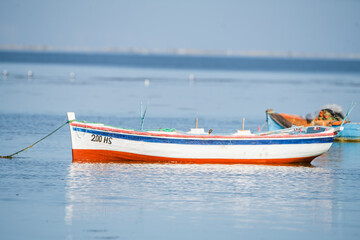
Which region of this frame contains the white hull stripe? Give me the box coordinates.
[72,127,334,145]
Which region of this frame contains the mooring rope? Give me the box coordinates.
[0,120,74,159]
[340,101,357,128]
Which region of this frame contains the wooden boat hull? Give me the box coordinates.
[68,113,335,165]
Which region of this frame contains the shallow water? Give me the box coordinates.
[0,61,360,239]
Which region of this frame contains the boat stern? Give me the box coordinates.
[67,112,76,159]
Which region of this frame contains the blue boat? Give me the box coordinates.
[266,106,360,142]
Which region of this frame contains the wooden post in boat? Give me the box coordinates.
[242,118,245,130]
[195,118,198,128]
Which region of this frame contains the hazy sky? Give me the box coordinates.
[1,0,359,55]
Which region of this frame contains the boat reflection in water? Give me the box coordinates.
[65,161,338,238]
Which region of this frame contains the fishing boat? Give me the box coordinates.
[266,105,360,142]
[67,112,338,165]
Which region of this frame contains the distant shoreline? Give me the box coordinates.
[1,48,360,73]
[1,44,360,61]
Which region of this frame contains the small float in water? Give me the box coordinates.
[266,104,359,142]
[67,112,340,165]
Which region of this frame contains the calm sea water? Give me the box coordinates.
[1,54,360,239]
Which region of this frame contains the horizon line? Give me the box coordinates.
[1,44,360,60]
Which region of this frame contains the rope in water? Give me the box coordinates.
[0,120,74,159]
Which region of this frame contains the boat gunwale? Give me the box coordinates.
[70,121,336,140]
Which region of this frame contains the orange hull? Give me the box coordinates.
[72,149,319,165]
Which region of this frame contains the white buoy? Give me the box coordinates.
[3,70,8,77]
[189,74,195,85]
[27,70,33,78]
[189,74,195,81]
[70,72,76,81]
[144,79,150,87]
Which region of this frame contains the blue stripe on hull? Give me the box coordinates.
[73,127,333,145]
